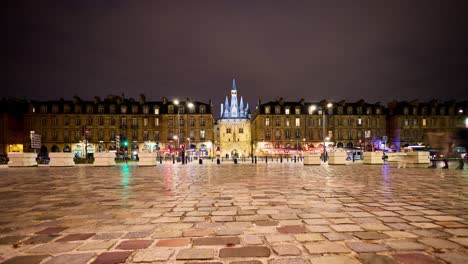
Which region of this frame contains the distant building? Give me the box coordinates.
[252,99,386,156]
[22,95,215,158]
[386,100,467,152]
[1,94,466,158]
[218,79,252,158]
[0,98,28,154]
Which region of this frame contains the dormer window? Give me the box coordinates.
[75,105,81,113]
[132,105,138,114]
[357,107,362,115]
[110,105,116,114]
[87,105,93,114]
[168,105,174,114]
[295,107,301,115]
[366,107,372,115]
[121,105,127,114]
[337,107,343,115]
[347,107,353,115]
[64,105,70,113]
[143,106,149,115]
[98,105,105,114]
[285,108,290,115]
[200,105,206,114]
[154,107,159,115]
[265,106,271,114]
[275,106,281,114]
[40,105,47,113]
[52,105,59,114]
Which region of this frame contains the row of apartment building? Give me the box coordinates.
[1,95,467,157]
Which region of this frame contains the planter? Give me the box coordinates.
[387,152,406,162]
[328,151,347,165]
[303,153,321,165]
[8,152,37,167]
[363,151,384,165]
[49,152,75,167]
[94,152,116,166]
[138,152,157,166]
[407,151,430,164]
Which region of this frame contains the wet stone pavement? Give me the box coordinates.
[0,163,467,264]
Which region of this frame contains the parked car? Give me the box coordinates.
[346,151,362,161]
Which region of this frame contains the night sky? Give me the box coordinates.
[3,0,468,114]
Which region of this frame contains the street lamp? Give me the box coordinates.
[323,103,333,162]
[174,100,194,164]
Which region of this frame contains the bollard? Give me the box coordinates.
[199,158,203,165]
[172,156,175,164]
[265,156,268,163]
[280,156,283,163]
[234,158,238,164]
[294,156,297,163]
[217,158,220,165]
[254,156,257,164]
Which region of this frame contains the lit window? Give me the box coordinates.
[265,117,270,127]
[154,117,159,126]
[265,106,271,114]
[154,107,159,115]
[295,118,300,126]
[295,108,300,115]
[465,117,468,128]
[422,118,427,126]
[200,130,205,140]
[286,118,290,127]
[358,118,362,126]
[285,108,290,115]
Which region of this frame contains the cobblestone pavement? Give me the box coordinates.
[0,163,467,264]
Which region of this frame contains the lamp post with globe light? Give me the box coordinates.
[310,103,333,163]
[174,100,194,164]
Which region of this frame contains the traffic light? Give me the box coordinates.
[123,141,128,147]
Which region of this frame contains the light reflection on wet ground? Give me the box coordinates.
[0,163,467,263]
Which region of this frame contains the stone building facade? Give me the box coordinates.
[22,95,215,158]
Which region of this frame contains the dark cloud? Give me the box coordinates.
[3,0,468,113]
